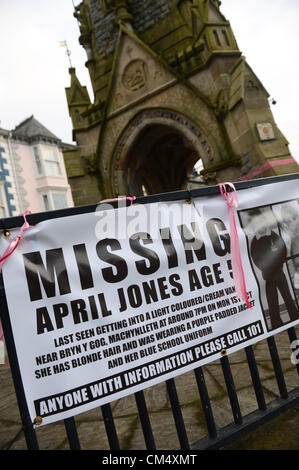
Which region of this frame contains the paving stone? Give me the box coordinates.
[204,385,277,433]
[283,369,299,390]
[0,421,26,450]
[0,389,20,422]
[234,387,269,417]
[75,414,138,450]
[130,409,180,450]
[259,362,299,397]
[172,370,202,405]
[198,363,227,398]
[75,405,106,423]
[0,367,20,422]
[142,381,169,412]
[225,404,299,450]
[259,375,285,398]
[206,394,236,430]
[75,420,110,450]
[112,381,169,418]
[115,414,141,450]
[7,421,68,450]
[224,348,247,364]
[205,358,273,392]
[179,403,208,446]
[253,337,277,357]
[109,393,138,418]
[272,331,296,359]
[32,422,71,450]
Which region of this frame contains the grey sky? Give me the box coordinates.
[0,0,298,163]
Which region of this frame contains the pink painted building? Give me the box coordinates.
[0,116,73,216]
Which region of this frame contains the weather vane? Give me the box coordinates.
[59,40,73,68]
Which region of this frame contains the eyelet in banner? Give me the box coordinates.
[1,230,11,239]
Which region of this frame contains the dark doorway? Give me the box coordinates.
[123,125,200,196]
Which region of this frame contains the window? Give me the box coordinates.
[52,192,68,210]
[42,194,50,211]
[33,146,43,175]
[43,146,62,176]
[33,145,62,177]
[41,191,69,212]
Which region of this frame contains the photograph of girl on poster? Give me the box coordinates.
[239,202,299,331]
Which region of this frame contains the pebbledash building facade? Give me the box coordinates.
[0,116,73,217]
[63,0,298,206]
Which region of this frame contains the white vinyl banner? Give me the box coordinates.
[1,178,299,425]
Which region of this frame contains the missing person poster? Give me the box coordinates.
[1,177,299,425]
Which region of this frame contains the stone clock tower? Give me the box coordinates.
[63,0,298,205]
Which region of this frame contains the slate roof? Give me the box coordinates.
[90,0,170,57]
[12,115,61,143]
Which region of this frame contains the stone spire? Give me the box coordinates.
[65,68,91,135]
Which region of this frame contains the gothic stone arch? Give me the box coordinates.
[65,1,298,207]
[110,108,216,196]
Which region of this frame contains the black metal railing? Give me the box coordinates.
[1,173,299,450]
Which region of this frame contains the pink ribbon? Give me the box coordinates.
[218,183,252,309]
[0,322,5,345]
[100,196,136,206]
[0,210,32,366]
[235,158,296,182]
[0,210,32,272]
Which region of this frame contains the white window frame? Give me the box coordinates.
[41,193,51,212]
[33,146,43,176]
[33,144,63,178]
[40,189,69,212]
[51,191,69,210]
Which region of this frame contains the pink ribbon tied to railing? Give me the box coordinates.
[218,183,252,309]
[0,210,32,272]
[0,210,33,366]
